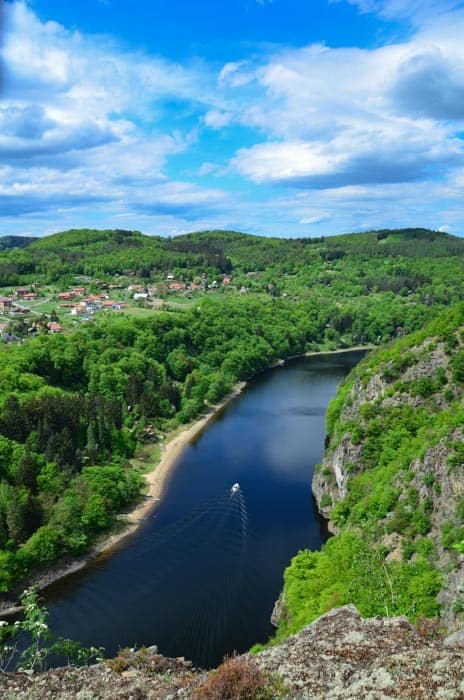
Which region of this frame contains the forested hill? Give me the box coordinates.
[0,227,463,285]
[0,225,464,604]
[0,236,37,252]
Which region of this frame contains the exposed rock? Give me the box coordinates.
[0,647,206,700]
[312,333,464,630]
[313,434,362,524]
[254,605,464,699]
[444,625,464,646]
[1,607,463,699]
[271,591,286,627]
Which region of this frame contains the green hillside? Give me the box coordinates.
[0,225,464,620]
[273,305,464,642]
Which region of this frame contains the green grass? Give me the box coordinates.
[130,443,162,475]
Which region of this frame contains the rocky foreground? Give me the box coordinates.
[1,606,463,699]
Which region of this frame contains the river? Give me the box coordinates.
[42,351,365,668]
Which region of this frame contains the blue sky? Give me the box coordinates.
[2,0,464,238]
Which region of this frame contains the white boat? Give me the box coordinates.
[231,483,240,495]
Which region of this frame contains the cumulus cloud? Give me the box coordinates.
[390,47,464,119]
[224,15,464,192]
[333,0,464,23]
[299,214,330,225]
[0,1,229,228]
[203,109,235,129]
[232,115,463,188]
[3,0,464,237]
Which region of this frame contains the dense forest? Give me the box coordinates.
[0,227,464,624]
[1,227,464,297]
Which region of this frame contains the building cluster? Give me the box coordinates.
[0,295,32,317]
[0,273,234,344]
[56,289,127,318]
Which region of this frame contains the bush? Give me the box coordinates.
[320,493,332,508]
[193,656,285,700]
[0,587,104,672]
[277,528,442,639]
[17,525,65,568]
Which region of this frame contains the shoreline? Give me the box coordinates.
[117,379,248,534]
[0,345,370,618]
[304,345,373,358]
[0,380,247,617]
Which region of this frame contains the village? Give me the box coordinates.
[0,273,235,343]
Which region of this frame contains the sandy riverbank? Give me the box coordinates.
[122,380,248,529]
[77,378,247,555]
[0,381,248,616]
[304,345,373,358]
[0,346,371,616]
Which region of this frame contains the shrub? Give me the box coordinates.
[0,587,104,672]
[422,473,435,487]
[193,656,286,700]
[320,493,332,508]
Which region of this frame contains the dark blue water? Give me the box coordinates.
[42,352,364,667]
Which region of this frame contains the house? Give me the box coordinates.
[70,306,87,316]
[72,287,86,296]
[133,293,148,300]
[57,292,74,301]
[0,297,13,314]
[74,275,92,282]
[47,322,63,333]
[22,292,37,301]
[14,287,30,298]
[222,275,232,286]
[169,282,186,292]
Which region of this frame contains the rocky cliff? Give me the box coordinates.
[312,313,464,631]
[1,606,463,698]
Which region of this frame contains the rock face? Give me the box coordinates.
[1,607,463,699]
[255,605,464,699]
[312,434,362,524]
[0,646,205,700]
[312,334,464,630]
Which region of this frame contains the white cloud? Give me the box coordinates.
[203,110,234,129]
[0,1,229,228]
[218,61,255,88]
[233,122,462,187]
[299,214,330,225]
[220,12,464,193]
[333,0,464,23]
[3,0,464,238]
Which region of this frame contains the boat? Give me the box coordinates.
[231,483,240,495]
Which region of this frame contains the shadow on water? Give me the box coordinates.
[41,351,366,668]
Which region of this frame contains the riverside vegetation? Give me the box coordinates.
[0,227,464,651]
